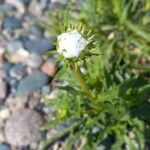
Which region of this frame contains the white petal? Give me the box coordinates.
[57,30,87,58]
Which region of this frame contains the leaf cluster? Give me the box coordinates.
[40,0,150,149]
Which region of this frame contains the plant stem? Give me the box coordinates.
[71,63,95,100]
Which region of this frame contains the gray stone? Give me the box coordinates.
[7,40,23,54]
[6,96,27,112]
[20,0,31,6]
[0,4,15,13]
[42,85,51,95]
[9,64,26,80]
[0,69,7,79]
[29,26,44,39]
[24,38,54,54]
[16,71,49,96]
[5,109,43,146]
[28,0,42,17]
[40,0,49,11]
[0,144,10,150]
[2,16,22,30]
[2,63,14,73]
[25,53,43,68]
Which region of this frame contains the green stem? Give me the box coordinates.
[71,63,95,101]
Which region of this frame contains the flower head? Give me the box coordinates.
[57,30,88,58]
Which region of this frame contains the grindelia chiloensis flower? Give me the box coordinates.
[57,30,88,58]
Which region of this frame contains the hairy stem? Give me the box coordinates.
[71,63,95,100]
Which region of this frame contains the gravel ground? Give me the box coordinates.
[0,0,67,149]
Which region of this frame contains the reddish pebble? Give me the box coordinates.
[41,61,56,77]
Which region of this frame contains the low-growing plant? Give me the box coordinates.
[40,0,150,149]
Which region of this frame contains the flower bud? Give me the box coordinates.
[57,30,88,58]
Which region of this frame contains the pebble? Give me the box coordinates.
[0,108,10,120]
[0,4,15,13]
[28,0,42,17]
[2,16,22,30]
[25,53,43,68]
[9,64,26,80]
[24,38,54,54]
[20,0,31,6]
[40,0,49,11]
[0,144,10,150]
[41,60,56,77]
[5,0,25,14]
[29,26,44,39]
[7,40,23,54]
[8,48,30,64]
[0,43,5,55]
[0,70,7,79]
[16,71,49,96]
[42,85,51,95]
[6,96,27,112]
[2,63,14,74]
[5,109,44,147]
[0,129,5,142]
[28,93,40,109]
[0,79,7,99]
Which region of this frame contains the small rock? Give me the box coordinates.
[28,0,42,16]
[0,46,5,55]
[42,85,51,95]
[9,64,26,80]
[92,127,100,134]
[16,71,49,96]
[24,38,54,54]
[41,60,56,77]
[5,109,43,147]
[0,79,7,99]
[2,16,22,30]
[7,76,18,86]
[0,69,7,79]
[129,131,135,139]
[1,63,14,73]
[7,40,23,54]
[40,0,49,11]
[51,0,67,3]
[0,4,15,13]
[0,129,5,142]
[29,26,44,39]
[30,142,38,150]
[25,53,43,68]
[6,96,27,112]
[20,0,31,6]
[28,93,40,109]
[0,108,10,120]
[8,48,30,64]
[43,106,55,119]
[0,144,10,150]
[5,0,25,14]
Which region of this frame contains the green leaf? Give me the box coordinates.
[40,119,82,150]
[45,50,57,56]
[54,63,68,80]
[112,136,124,150]
[124,135,137,150]
[125,20,150,43]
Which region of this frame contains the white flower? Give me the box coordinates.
[57,30,88,58]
